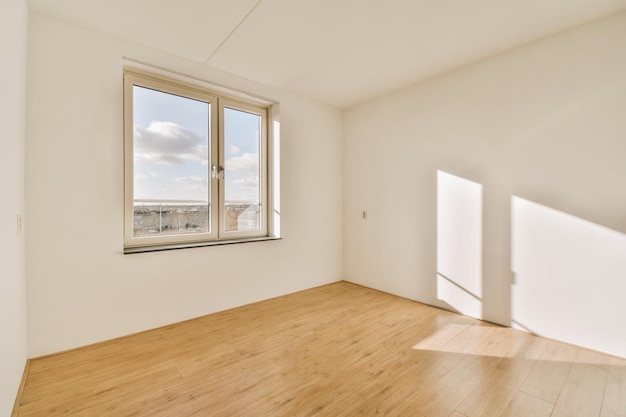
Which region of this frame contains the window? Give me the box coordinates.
[123,68,278,252]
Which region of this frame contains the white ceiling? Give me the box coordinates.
[27,0,626,108]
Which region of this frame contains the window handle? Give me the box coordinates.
[211,165,225,179]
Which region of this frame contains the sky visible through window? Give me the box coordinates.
[224,107,260,203]
[133,86,260,203]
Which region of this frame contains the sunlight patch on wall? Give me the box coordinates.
[511,196,626,358]
[437,171,483,319]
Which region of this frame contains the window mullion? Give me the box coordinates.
[209,98,220,238]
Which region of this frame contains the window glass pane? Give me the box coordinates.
[223,107,261,232]
[132,86,210,237]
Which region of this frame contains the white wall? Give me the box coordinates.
[344,11,626,357]
[0,0,28,415]
[26,13,343,357]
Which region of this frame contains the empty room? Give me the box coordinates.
[2,0,625,416]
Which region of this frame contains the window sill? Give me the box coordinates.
[124,236,282,254]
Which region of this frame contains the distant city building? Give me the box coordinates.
[133,201,260,236]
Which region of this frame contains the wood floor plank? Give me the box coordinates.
[575,348,617,370]
[498,391,553,417]
[408,355,498,417]
[551,363,608,417]
[13,282,625,417]
[600,359,626,417]
[518,339,578,403]
[456,380,519,417]
[456,331,550,417]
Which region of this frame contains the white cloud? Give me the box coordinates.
[174,176,208,186]
[228,144,241,155]
[172,176,209,200]
[226,153,259,176]
[233,177,259,188]
[134,121,208,166]
[135,170,161,180]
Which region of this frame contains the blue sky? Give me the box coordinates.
[133,86,260,202]
[224,107,260,202]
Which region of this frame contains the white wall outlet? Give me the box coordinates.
[361,210,368,220]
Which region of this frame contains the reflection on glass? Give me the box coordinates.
[224,107,261,232]
[132,86,210,237]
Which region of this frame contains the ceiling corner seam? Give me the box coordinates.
[203,0,264,66]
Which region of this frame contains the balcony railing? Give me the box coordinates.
[133,199,260,236]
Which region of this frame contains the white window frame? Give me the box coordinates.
[218,98,268,240]
[123,67,278,252]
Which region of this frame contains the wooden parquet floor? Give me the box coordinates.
[14,282,626,417]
